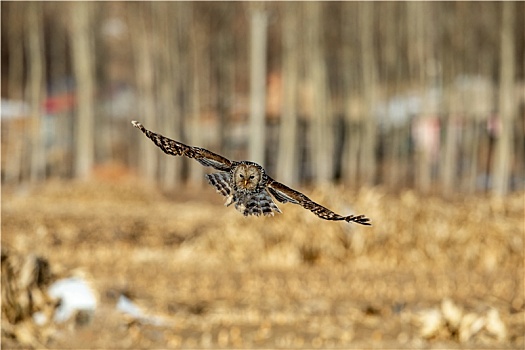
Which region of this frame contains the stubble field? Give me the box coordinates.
[2,178,524,348]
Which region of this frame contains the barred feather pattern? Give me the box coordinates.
[132,121,371,225]
[206,172,234,205]
[233,190,282,217]
[267,179,371,225]
[132,121,232,172]
[206,172,231,196]
[206,172,281,216]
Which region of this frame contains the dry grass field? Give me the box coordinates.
[2,178,524,348]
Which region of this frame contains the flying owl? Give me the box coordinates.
[131,121,371,226]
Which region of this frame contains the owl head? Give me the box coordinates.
[233,163,262,191]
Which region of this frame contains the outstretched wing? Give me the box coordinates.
[132,121,233,172]
[266,178,371,226]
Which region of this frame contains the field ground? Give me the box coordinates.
[2,179,524,348]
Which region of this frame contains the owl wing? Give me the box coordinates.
[205,172,232,197]
[266,178,371,226]
[132,121,233,172]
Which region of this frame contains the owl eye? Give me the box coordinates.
[249,175,255,180]
[239,174,244,179]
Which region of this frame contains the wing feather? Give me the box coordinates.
[266,178,371,226]
[131,121,233,172]
[205,172,232,197]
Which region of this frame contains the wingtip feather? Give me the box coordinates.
[131,121,147,134]
[345,214,372,226]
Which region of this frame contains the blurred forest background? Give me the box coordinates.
[2,2,525,349]
[1,1,524,194]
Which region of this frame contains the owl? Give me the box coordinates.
[132,121,371,225]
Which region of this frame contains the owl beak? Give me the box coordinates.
[244,180,248,186]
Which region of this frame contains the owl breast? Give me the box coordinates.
[234,190,282,217]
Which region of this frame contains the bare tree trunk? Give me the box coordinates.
[492,1,516,196]
[441,113,458,195]
[344,122,362,186]
[407,1,435,193]
[464,120,481,193]
[4,3,25,184]
[159,3,182,190]
[248,4,268,166]
[401,124,413,188]
[48,2,70,178]
[306,2,333,184]
[276,2,299,186]
[71,2,95,180]
[188,5,205,187]
[131,3,157,183]
[381,2,399,189]
[215,5,235,162]
[90,5,110,167]
[464,10,495,194]
[439,4,460,196]
[6,3,24,102]
[341,3,360,187]
[27,2,46,183]
[358,2,378,186]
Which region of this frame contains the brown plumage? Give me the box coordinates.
[132,121,371,225]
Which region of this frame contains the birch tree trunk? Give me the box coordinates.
[188,6,205,187]
[358,2,378,186]
[492,1,516,196]
[27,2,46,183]
[71,2,95,180]
[131,3,157,183]
[341,3,360,187]
[464,120,481,194]
[382,2,400,189]
[215,5,235,163]
[248,5,268,166]
[91,5,110,166]
[159,3,182,190]
[4,3,25,184]
[306,2,333,184]
[441,113,458,195]
[407,1,434,193]
[439,3,459,196]
[48,3,70,178]
[276,2,299,186]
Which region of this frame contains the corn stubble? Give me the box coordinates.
[2,181,523,348]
